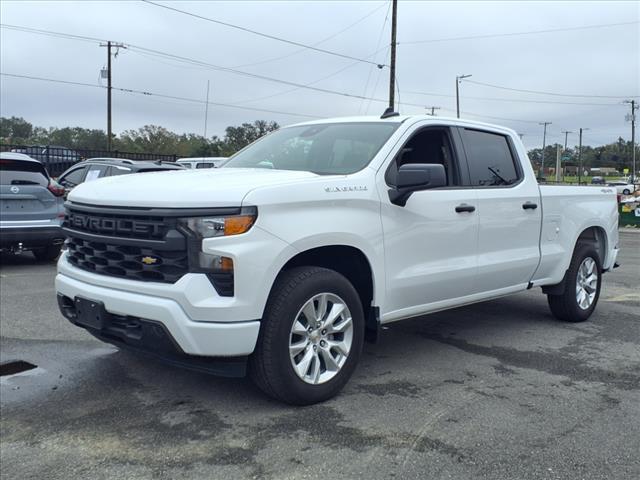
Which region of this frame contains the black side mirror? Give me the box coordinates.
[389,163,446,206]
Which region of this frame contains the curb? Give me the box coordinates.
[620,227,640,233]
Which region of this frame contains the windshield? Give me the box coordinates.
[223,122,400,175]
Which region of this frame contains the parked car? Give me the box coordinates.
[177,157,227,169]
[591,176,605,185]
[0,152,65,260]
[606,181,636,195]
[11,145,81,164]
[56,115,619,405]
[57,158,184,193]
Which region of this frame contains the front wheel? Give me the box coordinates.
[547,243,602,322]
[249,266,364,405]
[622,189,631,195]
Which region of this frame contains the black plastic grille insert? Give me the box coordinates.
[66,236,188,283]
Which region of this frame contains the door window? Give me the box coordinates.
[84,165,109,182]
[196,162,215,169]
[461,129,520,186]
[108,166,132,176]
[58,166,87,187]
[386,128,459,186]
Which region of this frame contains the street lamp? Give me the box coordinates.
[456,74,472,118]
[578,127,590,185]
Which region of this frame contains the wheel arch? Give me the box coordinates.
[269,244,379,341]
[542,224,608,295]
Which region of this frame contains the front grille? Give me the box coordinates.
[63,206,189,284]
[66,236,188,283]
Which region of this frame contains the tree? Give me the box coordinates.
[221,120,279,155]
[0,116,33,142]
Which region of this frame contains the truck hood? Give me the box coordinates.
[68,168,320,208]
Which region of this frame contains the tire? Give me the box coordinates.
[32,244,61,262]
[547,243,602,322]
[249,266,365,405]
[622,189,630,195]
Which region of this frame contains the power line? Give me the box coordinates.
[0,72,320,119]
[141,0,387,67]
[359,0,392,113]
[404,89,618,106]
[466,79,639,99]
[3,23,631,113]
[0,23,106,43]
[0,23,414,109]
[231,2,388,69]
[399,20,640,45]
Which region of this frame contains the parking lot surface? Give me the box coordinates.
[1,231,639,480]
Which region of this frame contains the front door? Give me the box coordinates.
[378,125,479,322]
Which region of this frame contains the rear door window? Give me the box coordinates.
[108,166,132,176]
[84,165,110,182]
[461,129,521,187]
[0,159,49,186]
[196,162,215,169]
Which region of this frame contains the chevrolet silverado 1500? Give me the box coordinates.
[55,115,619,404]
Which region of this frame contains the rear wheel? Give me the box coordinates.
[249,266,364,405]
[33,244,61,262]
[547,243,602,322]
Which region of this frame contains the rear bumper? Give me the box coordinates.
[55,271,261,358]
[0,223,64,248]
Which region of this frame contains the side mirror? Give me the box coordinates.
[389,163,446,206]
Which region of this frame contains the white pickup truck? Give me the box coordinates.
[56,115,619,404]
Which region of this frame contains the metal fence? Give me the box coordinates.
[0,144,178,176]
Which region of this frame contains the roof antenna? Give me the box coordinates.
[380,107,399,119]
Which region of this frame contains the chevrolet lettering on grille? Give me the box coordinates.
[66,212,163,237]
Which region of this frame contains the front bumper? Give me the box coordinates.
[55,269,261,358]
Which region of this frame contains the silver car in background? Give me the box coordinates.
[0,152,65,261]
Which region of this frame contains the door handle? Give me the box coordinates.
[455,204,476,213]
[522,202,538,210]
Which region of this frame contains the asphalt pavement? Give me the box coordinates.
[1,231,639,480]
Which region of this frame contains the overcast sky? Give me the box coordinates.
[1,0,638,149]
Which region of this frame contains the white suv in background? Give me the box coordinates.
[177,157,227,169]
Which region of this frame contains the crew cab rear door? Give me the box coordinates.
[457,127,541,292]
[378,124,479,321]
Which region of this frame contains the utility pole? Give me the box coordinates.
[388,0,398,111]
[204,80,210,138]
[561,130,572,151]
[578,127,589,185]
[426,106,441,116]
[456,74,472,118]
[623,99,637,183]
[100,41,126,151]
[539,121,552,179]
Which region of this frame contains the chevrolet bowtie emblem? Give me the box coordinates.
[141,256,158,265]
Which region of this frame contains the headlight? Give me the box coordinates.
[178,208,257,239]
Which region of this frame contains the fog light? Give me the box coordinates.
[198,253,234,272]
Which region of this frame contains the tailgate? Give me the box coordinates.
[0,185,58,221]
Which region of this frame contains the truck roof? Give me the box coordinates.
[289,114,517,137]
